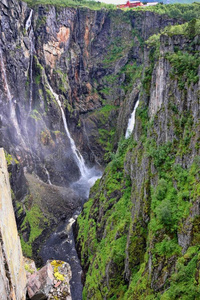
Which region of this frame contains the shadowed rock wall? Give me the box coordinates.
[0,148,26,300]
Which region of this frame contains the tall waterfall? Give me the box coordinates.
[26,10,34,113]
[46,81,89,178]
[125,99,140,139]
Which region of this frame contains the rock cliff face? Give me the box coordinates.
[0,0,200,299]
[0,148,27,300]
[77,19,200,299]
[0,0,181,260]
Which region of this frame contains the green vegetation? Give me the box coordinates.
[77,14,200,298]
[136,3,200,22]
[103,36,132,66]
[20,201,49,257]
[166,51,200,89]
[78,96,200,298]
[30,109,42,120]
[5,151,19,166]
[121,62,143,93]
[78,137,134,299]
[24,263,35,274]
[88,105,119,162]
[162,18,200,37]
[145,19,200,92]
[21,0,115,10]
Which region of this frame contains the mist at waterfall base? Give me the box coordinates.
[40,81,102,300]
[40,165,102,300]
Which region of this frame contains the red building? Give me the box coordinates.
[117,1,143,9]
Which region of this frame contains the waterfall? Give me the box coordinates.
[0,49,12,101]
[0,48,23,141]
[28,28,34,113]
[125,99,139,139]
[26,10,34,113]
[25,9,33,31]
[46,81,89,179]
[44,165,52,185]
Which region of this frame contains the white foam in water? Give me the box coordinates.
[125,99,140,139]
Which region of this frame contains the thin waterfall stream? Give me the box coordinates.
[0,48,25,146]
[26,10,34,114]
[125,98,140,139]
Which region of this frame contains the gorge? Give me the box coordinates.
[0,0,199,299]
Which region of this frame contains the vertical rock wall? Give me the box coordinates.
[0,148,26,300]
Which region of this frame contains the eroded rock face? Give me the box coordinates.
[76,23,200,299]
[0,0,181,263]
[0,0,180,180]
[27,260,72,300]
[0,148,27,300]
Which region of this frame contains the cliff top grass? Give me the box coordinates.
[146,18,200,47]
[21,0,200,19]
[134,2,200,21]
[22,0,115,9]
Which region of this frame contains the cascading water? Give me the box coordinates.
[44,165,52,185]
[125,98,140,139]
[26,10,34,114]
[0,48,24,143]
[40,80,102,300]
[46,80,102,194]
[25,9,33,31]
[47,81,88,178]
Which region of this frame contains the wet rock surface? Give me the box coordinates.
[39,210,83,300]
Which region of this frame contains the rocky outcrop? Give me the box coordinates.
[27,260,72,300]
[0,148,27,299]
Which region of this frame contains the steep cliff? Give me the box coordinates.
[0,0,184,260]
[0,0,200,299]
[77,19,200,299]
[0,148,27,300]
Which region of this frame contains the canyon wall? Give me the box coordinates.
[0,148,26,300]
[0,0,181,261]
[77,19,200,299]
[0,1,199,299]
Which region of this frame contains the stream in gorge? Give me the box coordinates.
[38,82,102,299]
[26,9,102,298]
[39,164,102,300]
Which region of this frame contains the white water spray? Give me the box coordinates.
[46,80,102,193]
[44,165,52,185]
[25,9,33,31]
[0,48,24,141]
[46,81,89,178]
[25,10,34,114]
[125,99,140,139]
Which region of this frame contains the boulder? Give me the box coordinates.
[27,262,54,300]
[27,260,72,300]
